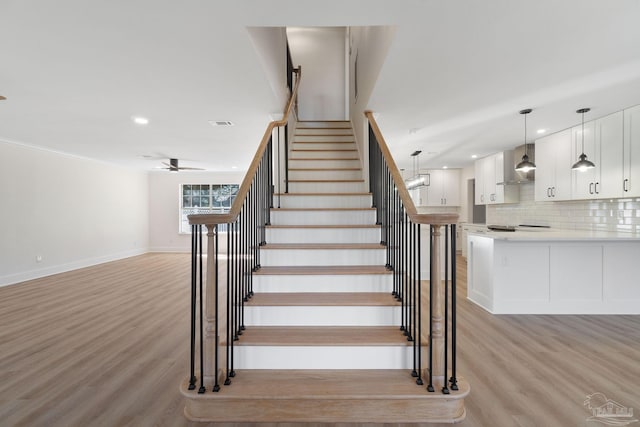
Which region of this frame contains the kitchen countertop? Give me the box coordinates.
[467,228,640,241]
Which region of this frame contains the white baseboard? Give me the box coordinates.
[0,248,149,287]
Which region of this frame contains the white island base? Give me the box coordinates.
[467,231,640,314]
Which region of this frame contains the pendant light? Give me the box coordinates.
[515,108,536,173]
[571,107,595,171]
[405,150,429,189]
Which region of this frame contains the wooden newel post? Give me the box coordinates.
[430,224,445,384]
[203,225,216,384]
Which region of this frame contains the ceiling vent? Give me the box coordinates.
[209,120,234,127]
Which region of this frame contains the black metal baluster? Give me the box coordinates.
[284,123,289,193]
[198,225,206,394]
[225,221,232,385]
[188,225,197,390]
[416,223,423,385]
[442,224,450,395]
[277,127,281,209]
[213,225,220,392]
[450,223,459,391]
[234,217,241,341]
[427,224,435,392]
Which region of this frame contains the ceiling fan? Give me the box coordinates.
[159,158,204,172]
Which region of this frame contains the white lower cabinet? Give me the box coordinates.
[549,246,602,301]
[467,234,640,314]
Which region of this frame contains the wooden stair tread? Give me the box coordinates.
[286,179,364,183]
[236,326,409,346]
[272,207,374,211]
[274,192,371,196]
[247,293,399,307]
[288,167,361,171]
[292,149,357,152]
[289,158,360,161]
[254,265,391,275]
[183,370,468,400]
[261,243,384,250]
[266,224,379,229]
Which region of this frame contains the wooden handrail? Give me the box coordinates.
[365,111,458,225]
[189,67,301,226]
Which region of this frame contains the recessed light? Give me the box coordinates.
[443,166,448,169]
[132,116,149,125]
[231,166,238,169]
[471,154,478,159]
[537,129,546,134]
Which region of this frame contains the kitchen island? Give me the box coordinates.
[467,229,640,314]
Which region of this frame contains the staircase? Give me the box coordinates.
[181,121,469,423]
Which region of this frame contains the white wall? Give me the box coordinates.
[347,26,397,178]
[0,142,149,286]
[287,27,346,120]
[247,27,289,108]
[148,170,245,252]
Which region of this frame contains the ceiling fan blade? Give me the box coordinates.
[178,166,205,170]
[161,161,171,167]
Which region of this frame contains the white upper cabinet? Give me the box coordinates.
[534,129,573,201]
[412,169,460,207]
[430,169,460,206]
[596,111,624,199]
[475,152,519,205]
[571,111,623,200]
[623,105,640,197]
[571,119,597,199]
[475,157,487,205]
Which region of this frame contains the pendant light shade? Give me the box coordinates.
[572,108,595,171]
[515,108,536,173]
[405,150,429,190]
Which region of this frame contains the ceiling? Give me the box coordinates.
[2,0,640,173]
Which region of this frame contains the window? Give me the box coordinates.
[180,184,239,233]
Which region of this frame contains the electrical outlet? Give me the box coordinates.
[36,255,43,262]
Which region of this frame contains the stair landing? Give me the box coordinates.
[181,370,469,423]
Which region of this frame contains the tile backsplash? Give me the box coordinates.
[487,183,640,233]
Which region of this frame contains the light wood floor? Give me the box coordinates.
[1,253,639,427]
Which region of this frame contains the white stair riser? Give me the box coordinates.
[288,169,362,180]
[295,128,353,136]
[266,227,380,244]
[244,306,400,326]
[270,209,376,225]
[292,142,356,150]
[288,181,366,193]
[276,194,372,209]
[234,346,413,369]
[288,159,361,169]
[261,248,385,266]
[252,274,393,293]
[297,121,351,129]
[291,150,358,159]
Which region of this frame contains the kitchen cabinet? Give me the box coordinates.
[474,157,487,205]
[475,152,519,205]
[412,169,460,207]
[571,111,623,200]
[534,129,573,201]
[467,231,640,314]
[623,105,640,197]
